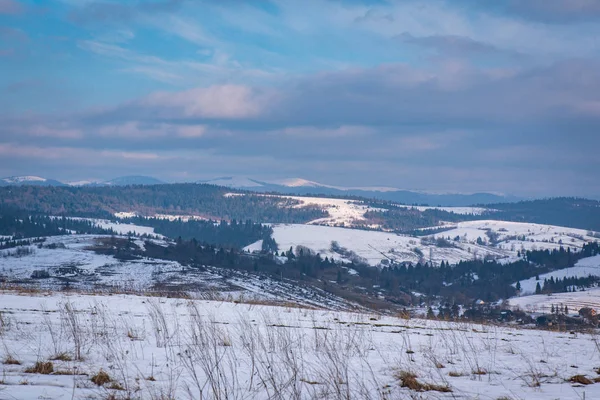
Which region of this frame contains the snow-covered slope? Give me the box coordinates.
[246,224,507,266]
[432,220,597,253]
[0,235,352,309]
[515,255,600,295]
[246,219,598,267]
[1,291,598,399]
[0,175,65,186]
[510,286,600,314]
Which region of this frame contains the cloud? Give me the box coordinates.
[68,0,186,24]
[0,0,22,15]
[96,121,207,138]
[397,32,520,59]
[507,0,600,23]
[276,125,374,138]
[139,85,272,119]
[453,0,600,24]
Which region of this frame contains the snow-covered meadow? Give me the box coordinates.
[246,224,506,267]
[515,255,600,295]
[245,220,598,267]
[1,292,600,399]
[509,287,600,315]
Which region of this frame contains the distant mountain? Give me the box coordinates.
[199,176,264,188]
[0,176,65,187]
[200,176,519,206]
[103,176,164,186]
[0,175,165,187]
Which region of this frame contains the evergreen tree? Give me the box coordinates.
[426,307,435,319]
[535,282,542,294]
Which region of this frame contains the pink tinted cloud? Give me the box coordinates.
[142,84,271,119]
[0,0,22,15]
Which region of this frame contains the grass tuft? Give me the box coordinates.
[569,375,593,385]
[24,361,54,374]
[50,352,72,362]
[3,355,21,365]
[91,369,112,386]
[396,370,452,393]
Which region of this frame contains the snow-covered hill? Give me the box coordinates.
[0,234,352,309]
[245,223,505,266]
[515,255,600,295]
[0,175,65,186]
[245,219,598,267]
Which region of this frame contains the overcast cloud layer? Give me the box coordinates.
[1,0,599,197]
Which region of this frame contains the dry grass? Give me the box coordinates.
[448,371,465,377]
[108,382,125,391]
[396,371,452,393]
[3,355,21,365]
[569,375,594,385]
[50,352,72,362]
[24,361,54,374]
[91,370,112,386]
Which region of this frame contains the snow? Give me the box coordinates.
[510,286,600,314]
[114,211,138,219]
[77,218,160,237]
[151,213,208,222]
[228,193,386,228]
[396,204,492,215]
[431,220,597,255]
[0,235,352,310]
[2,175,47,183]
[516,255,600,295]
[1,291,599,399]
[248,224,506,266]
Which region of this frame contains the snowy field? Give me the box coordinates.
[516,255,600,295]
[1,291,600,399]
[245,220,599,267]
[510,286,600,315]
[66,218,161,237]
[246,224,508,266]
[395,204,491,215]
[227,193,386,228]
[0,235,351,310]
[437,220,597,253]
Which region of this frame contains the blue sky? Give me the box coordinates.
[1,0,599,197]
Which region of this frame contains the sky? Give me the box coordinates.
[1,0,599,197]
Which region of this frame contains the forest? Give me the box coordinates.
[122,216,274,249]
[0,184,327,223]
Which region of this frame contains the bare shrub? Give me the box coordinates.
[60,301,84,360]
